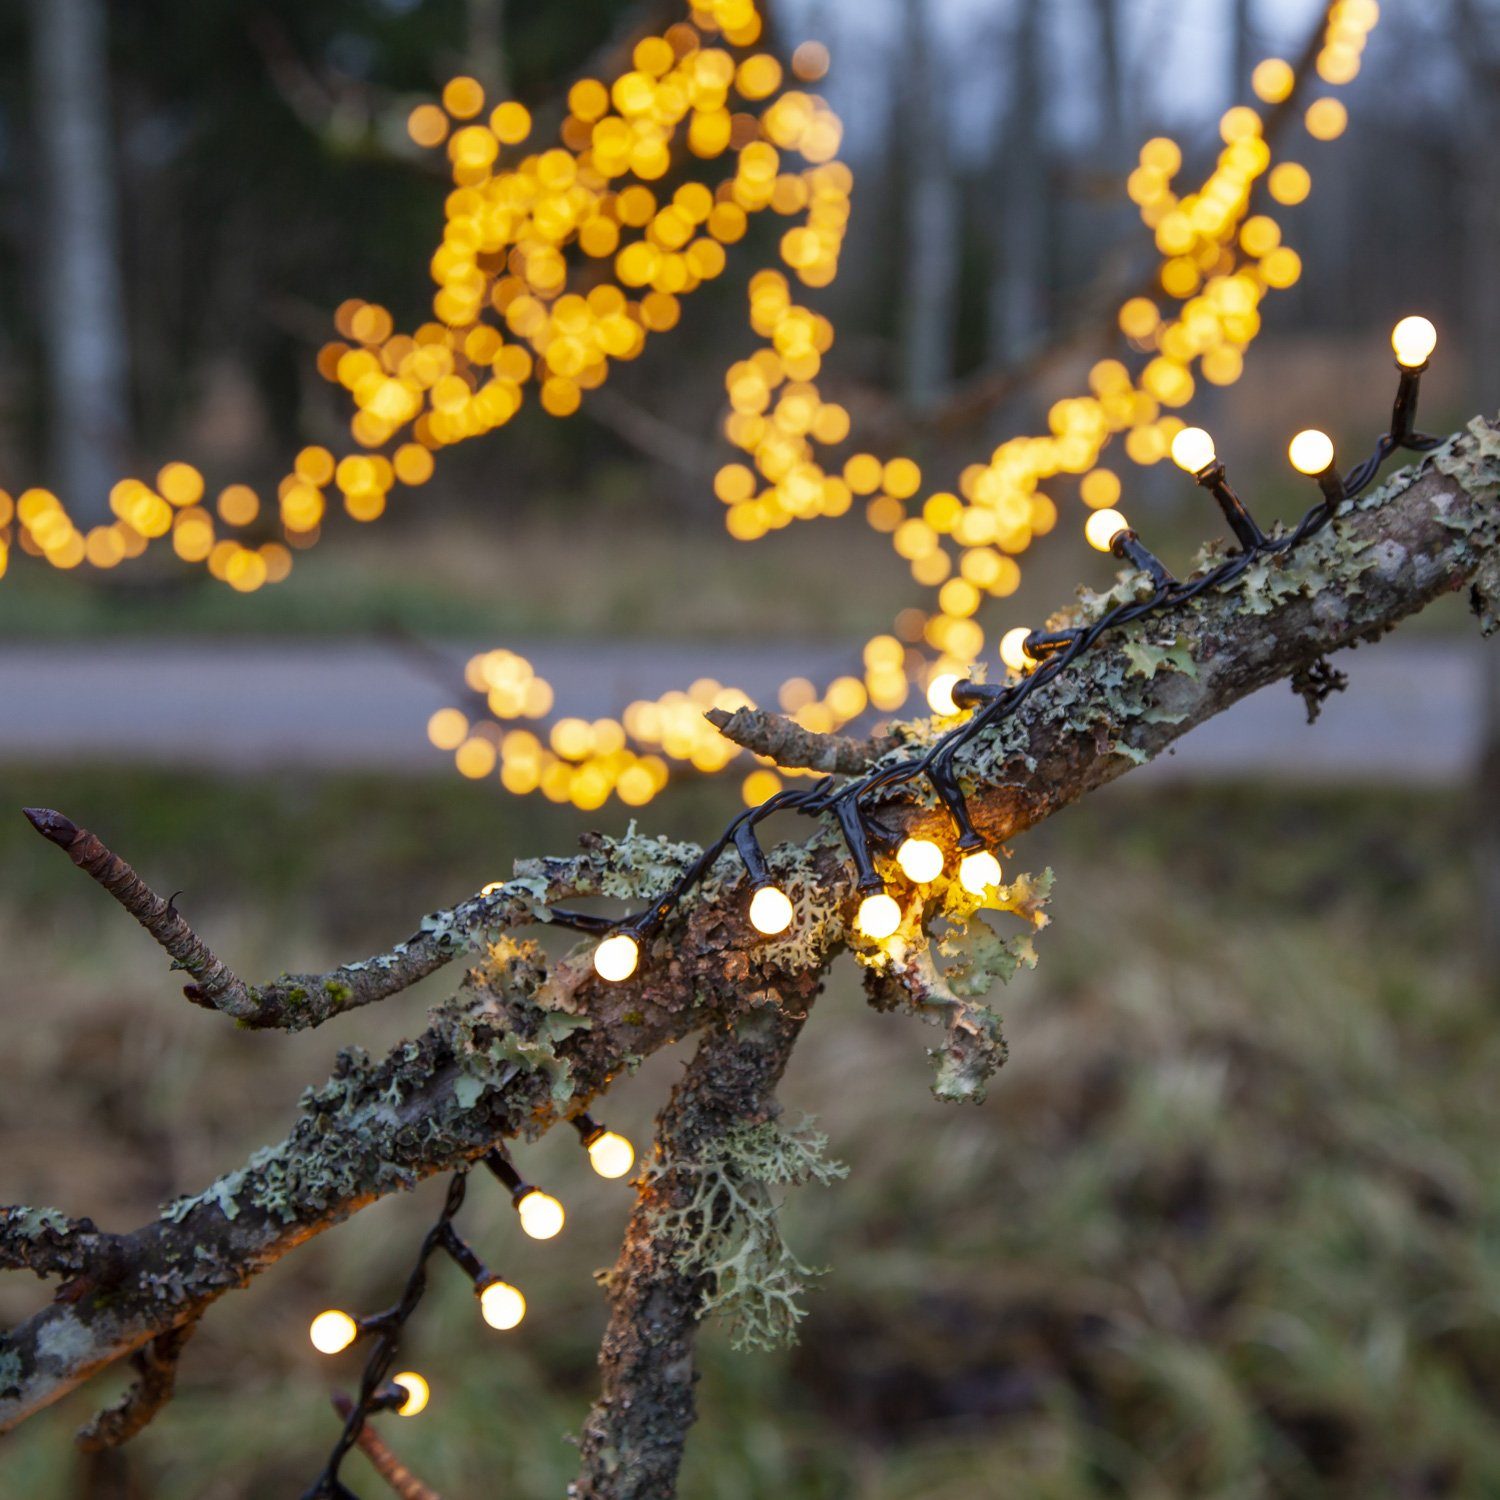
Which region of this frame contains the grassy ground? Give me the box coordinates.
[0,769,1496,1498]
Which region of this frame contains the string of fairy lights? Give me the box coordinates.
[302,1122,633,1497]
[572,316,1442,979]
[0,0,1385,815]
[301,317,1442,1493]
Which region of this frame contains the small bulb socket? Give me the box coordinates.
[1193,461,1266,552]
[834,798,883,894]
[367,1383,409,1415]
[572,1113,607,1150]
[1390,364,1425,446]
[1313,466,1347,510]
[1110,529,1175,588]
[483,1150,531,1208]
[731,823,773,888]
[951,680,1001,711]
[928,757,983,850]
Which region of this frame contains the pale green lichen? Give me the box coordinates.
[649,1116,847,1351]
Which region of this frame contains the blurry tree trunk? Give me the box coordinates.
[29,0,130,526]
[895,0,958,410]
[466,0,509,102]
[1230,0,1253,97]
[1090,0,1127,148]
[986,0,1047,368]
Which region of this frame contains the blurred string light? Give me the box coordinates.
[0,0,1379,814]
[302,1132,633,1497]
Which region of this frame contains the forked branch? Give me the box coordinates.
[2,419,1498,1462]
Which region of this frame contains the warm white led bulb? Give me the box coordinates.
[592,933,639,983]
[958,849,1003,895]
[926,672,961,717]
[587,1130,636,1180]
[856,891,901,940]
[1287,429,1335,476]
[479,1279,527,1331]
[516,1188,565,1240]
[1390,315,1436,369]
[1171,426,1217,473]
[748,884,794,935]
[895,837,944,884]
[1084,508,1128,552]
[392,1371,430,1417]
[999,627,1035,673]
[308,1309,358,1355]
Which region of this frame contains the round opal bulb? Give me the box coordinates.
[895,837,944,884]
[1390,315,1436,369]
[1287,429,1335,476]
[1171,427,1217,473]
[308,1309,357,1355]
[926,672,961,717]
[856,892,901,940]
[392,1371,429,1417]
[748,884,794,935]
[479,1279,527,1331]
[999,627,1035,673]
[1084,508,1128,552]
[958,849,1003,895]
[592,933,639,983]
[516,1188,565,1240]
[587,1130,636,1180]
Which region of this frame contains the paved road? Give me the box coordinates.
[0,636,1490,782]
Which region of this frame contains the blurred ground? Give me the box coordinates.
[0,770,1496,1498]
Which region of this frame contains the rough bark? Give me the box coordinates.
[2,419,1498,1465]
[572,998,813,1498]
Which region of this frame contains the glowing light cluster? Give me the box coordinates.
[1,0,1379,809]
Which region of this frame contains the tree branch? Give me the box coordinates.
[4,418,1497,1447]
[703,706,902,774]
[75,1320,197,1451]
[20,807,595,1031]
[572,997,813,1499]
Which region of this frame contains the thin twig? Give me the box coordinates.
[76,1320,197,1451]
[704,706,902,774]
[22,808,253,1017]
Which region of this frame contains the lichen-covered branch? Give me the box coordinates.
[20,808,597,1031]
[0,1206,125,1282]
[75,1320,196,1451]
[703,706,902,773]
[3,418,1497,1456]
[572,991,819,1500]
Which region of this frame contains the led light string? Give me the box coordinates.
[302,1128,633,1497]
[1,0,1381,816]
[298,317,1437,1492]
[564,319,1442,982]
